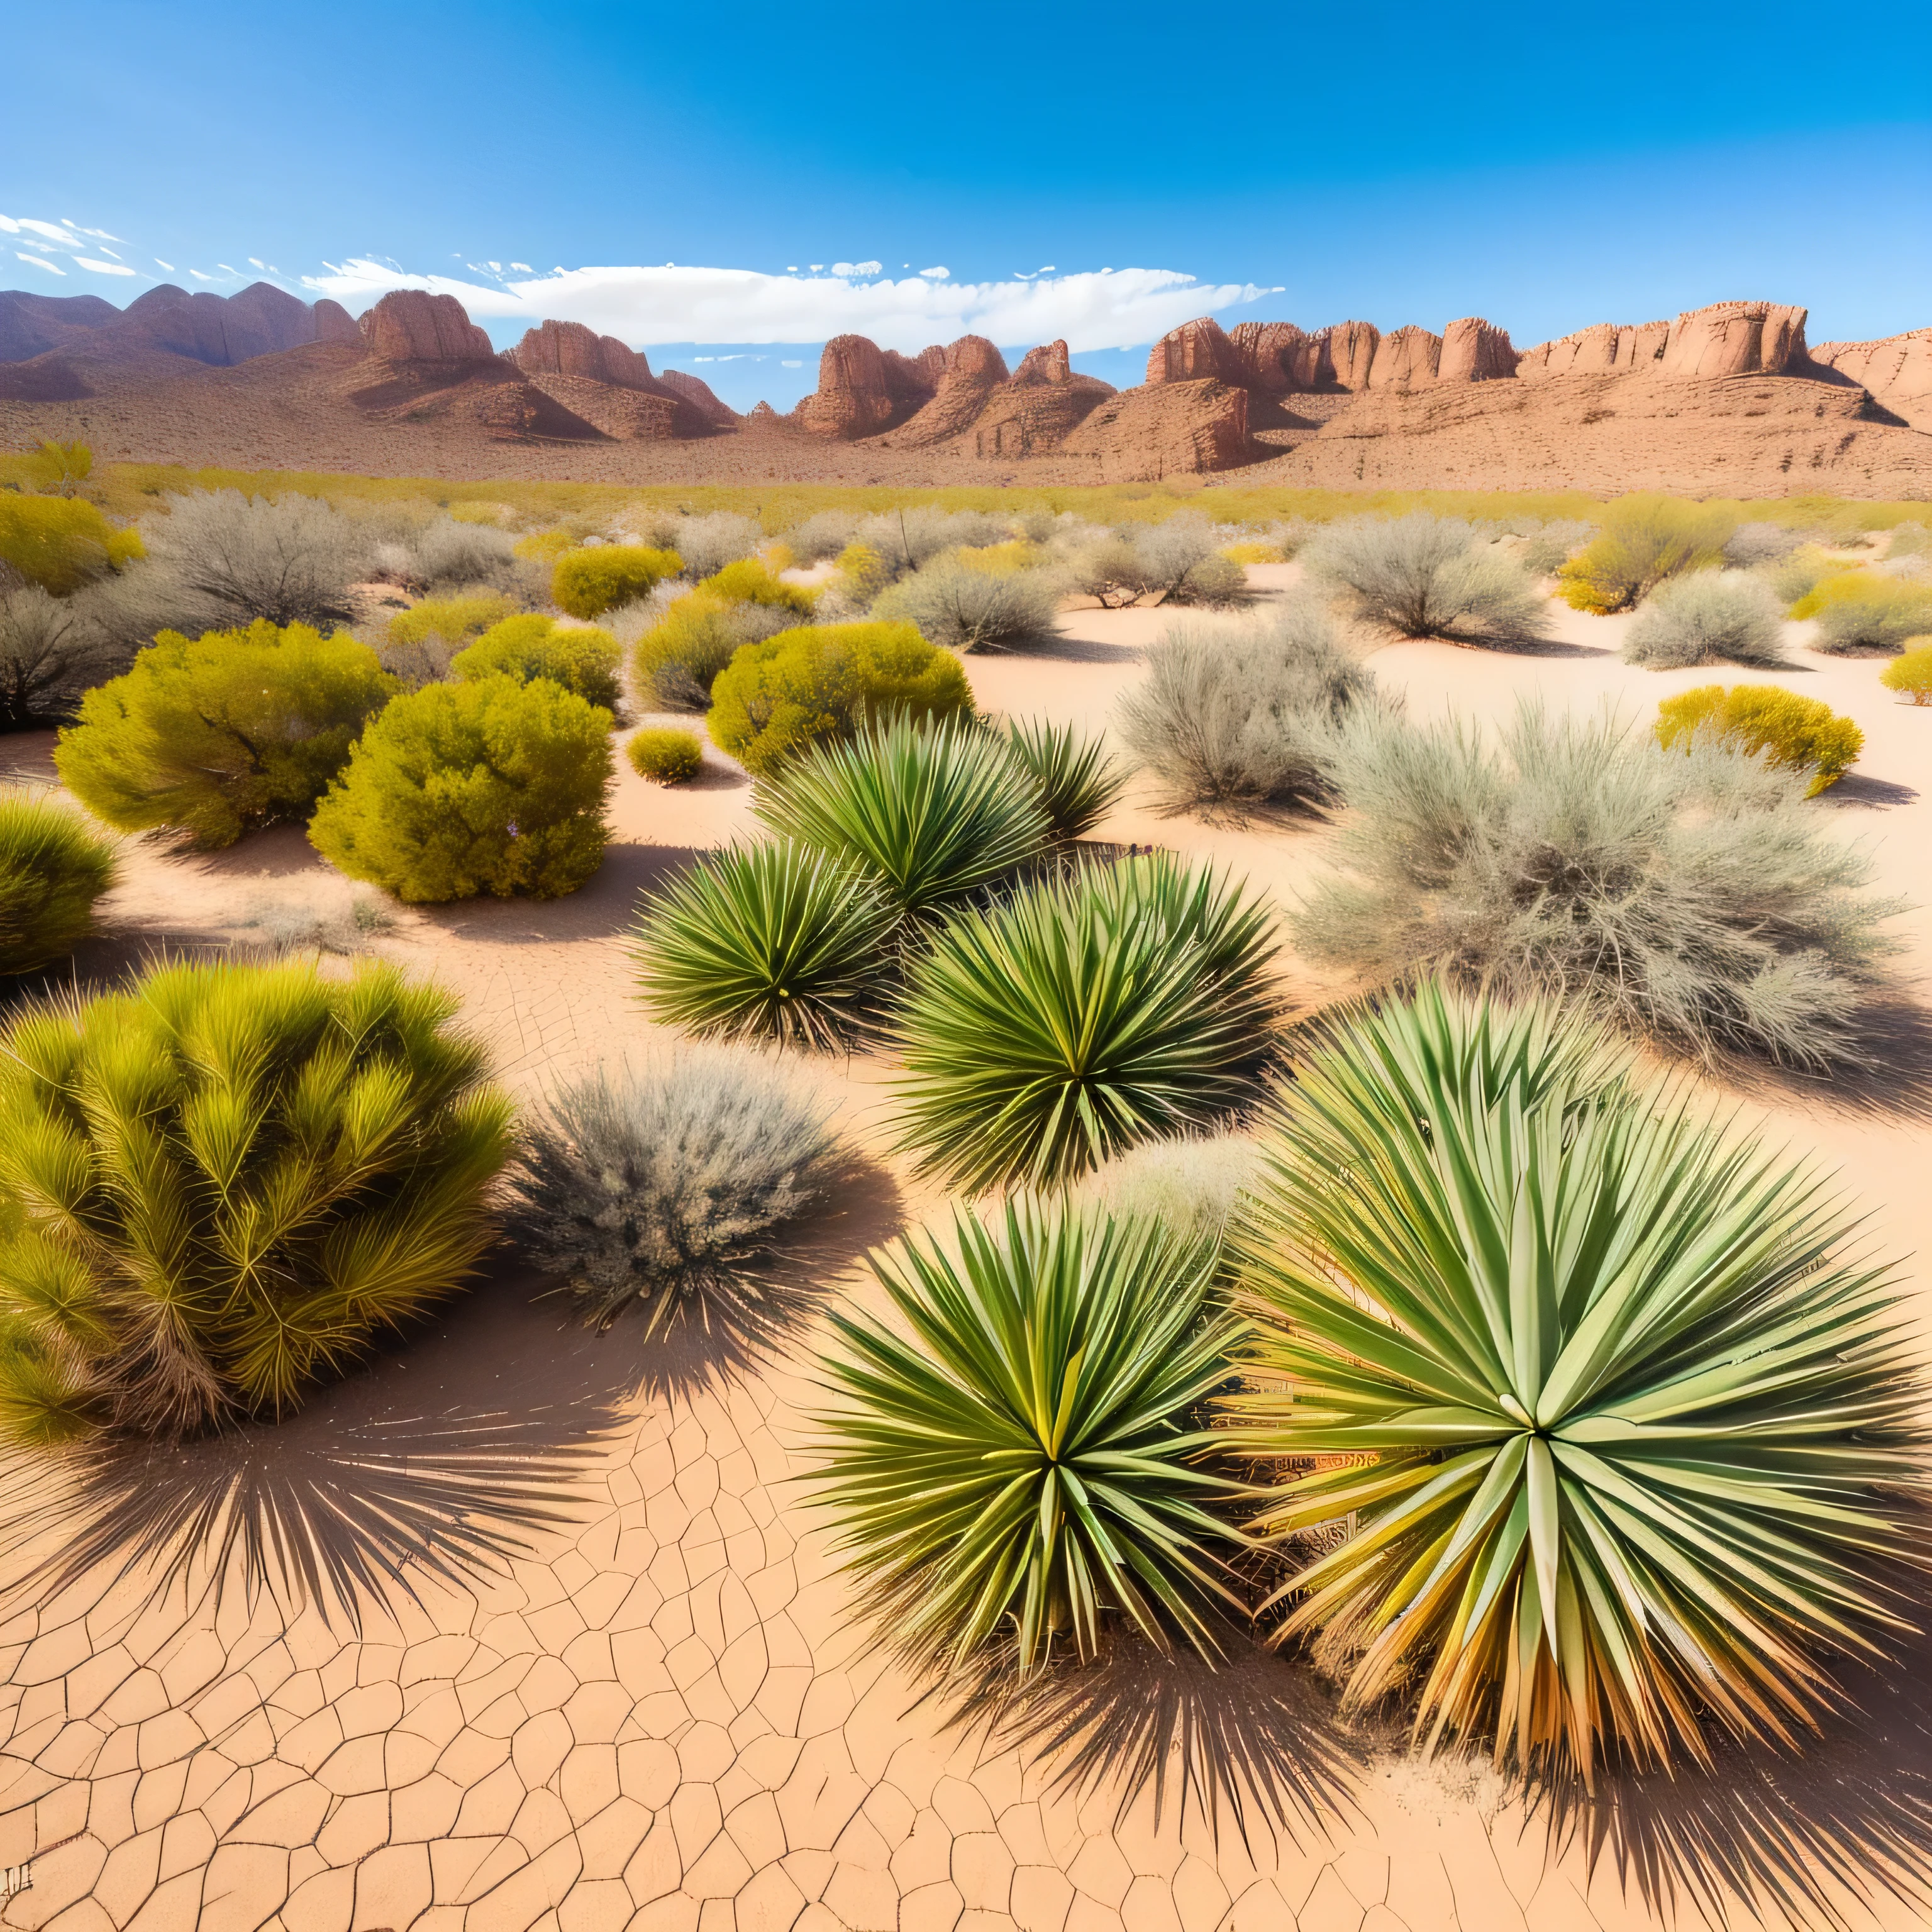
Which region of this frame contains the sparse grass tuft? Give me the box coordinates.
[1304,513,1550,645]
[1622,571,1789,669]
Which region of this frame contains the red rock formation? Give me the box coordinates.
[1060,379,1250,479]
[0,280,362,370]
[1809,328,1932,432]
[1145,317,1248,388]
[1012,340,1074,385]
[1658,301,1809,379]
[512,318,656,389]
[1226,321,1313,392]
[962,341,1114,458]
[1324,322,1381,391]
[359,290,497,364]
[1516,320,1671,380]
[887,336,1013,447]
[1367,325,1442,390]
[657,369,738,427]
[314,299,360,345]
[1437,317,1517,383]
[792,334,939,438]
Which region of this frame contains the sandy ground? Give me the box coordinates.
[3,566,1932,1932]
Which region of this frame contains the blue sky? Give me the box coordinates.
[4,0,1928,411]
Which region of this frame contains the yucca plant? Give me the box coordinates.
[813,1196,1245,1675]
[0,790,117,975]
[1002,716,1124,844]
[892,853,1284,1191]
[1224,981,1924,1782]
[632,839,898,1050]
[753,714,1050,918]
[0,957,513,1446]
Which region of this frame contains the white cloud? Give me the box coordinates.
[298,259,1275,355]
[155,258,175,271]
[76,257,136,276]
[831,260,882,278]
[6,217,81,247]
[249,257,265,269]
[16,252,65,275]
[189,269,217,281]
[918,266,950,280]
[511,262,531,272]
[780,358,802,368]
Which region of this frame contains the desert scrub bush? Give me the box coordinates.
[812,1196,1244,1673]
[1793,572,1932,653]
[708,620,972,777]
[1223,980,1924,1777]
[1073,1133,1259,1246]
[0,583,124,728]
[697,557,818,618]
[855,507,1010,573]
[662,513,764,580]
[633,592,793,712]
[1879,640,1932,704]
[20,439,92,497]
[309,675,613,902]
[633,840,897,1049]
[0,792,116,975]
[135,490,366,630]
[1558,494,1732,613]
[1298,701,1897,1065]
[871,555,1060,652]
[450,614,622,710]
[1762,544,1847,608]
[892,852,1283,1191]
[55,621,396,849]
[1655,684,1863,795]
[1304,513,1550,645]
[509,1050,841,1333]
[1513,518,1596,577]
[0,957,511,1445]
[755,715,1049,920]
[1133,513,1249,606]
[1116,605,1377,821]
[1889,521,1931,561]
[1001,717,1124,843]
[552,543,682,619]
[380,591,516,684]
[1058,531,1149,608]
[0,495,144,597]
[1622,570,1789,669]
[376,515,520,596]
[628,726,703,784]
[1723,519,1804,569]
[831,542,894,604]
[781,510,861,563]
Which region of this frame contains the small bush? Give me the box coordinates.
[1514,518,1596,577]
[0,957,511,1445]
[0,584,124,728]
[382,516,520,595]
[21,439,92,497]
[708,620,972,777]
[1889,522,1931,562]
[832,542,894,604]
[892,853,1284,1191]
[55,621,396,848]
[0,496,144,597]
[633,840,897,1049]
[309,675,613,902]
[1059,533,1150,608]
[1879,640,1932,704]
[552,544,682,619]
[382,592,516,684]
[1299,702,1897,1064]
[953,539,1038,575]
[1762,544,1846,607]
[451,614,622,709]
[633,560,819,711]
[783,511,862,563]
[1117,604,1376,821]
[872,556,1060,652]
[628,727,703,784]
[812,1197,1243,1673]
[510,1050,841,1332]
[697,557,818,616]
[663,513,764,579]
[0,792,116,975]
[1793,572,1932,653]
[1724,519,1803,569]
[1131,512,1249,606]
[754,715,1050,919]
[1305,513,1550,645]
[1655,684,1863,795]
[1622,571,1789,669]
[136,490,365,630]
[855,507,1010,572]
[1002,717,1124,843]
[1558,494,1732,613]
[1073,1133,1259,1246]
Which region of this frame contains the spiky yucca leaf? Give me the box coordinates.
[0,789,116,975]
[813,1196,1245,1674]
[1002,716,1124,844]
[892,853,1282,1192]
[0,957,512,1445]
[632,840,897,1050]
[1224,980,1924,1781]
[753,713,1049,917]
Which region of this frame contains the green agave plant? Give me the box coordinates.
[632,839,898,1050]
[753,713,1050,918]
[0,957,512,1446]
[892,852,1283,1192]
[813,1196,1245,1674]
[1002,716,1124,845]
[1224,980,1925,1781]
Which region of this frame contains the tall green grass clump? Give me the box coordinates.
[309,675,613,902]
[813,1197,1245,1674]
[1304,513,1550,646]
[892,853,1283,1191]
[0,957,512,1445]
[0,792,117,975]
[1623,572,1788,669]
[1224,982,1924,1779]
[1558,495,1732,613]
[552,543,682,619]
[1655,685,1863,796]
[55,621,396,848]
[451,613,622,709]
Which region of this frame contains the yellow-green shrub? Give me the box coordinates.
[633,561,818,711]
[309,675,613,901]
[696,557,818,614]
[628,727,703,784]
[451,614,621,709]
[55,621,396,847]
[0,496,143,596]
[552,544,682,619]
[387,592,516,654]
[952,540,1037,576]
[1218,540,1281,565]
[513,527,579,564]
[1879,640,1932,705]
[1789,572,1932,653]
[1654,684,1863,795]
[1558,495,1732,613]
[21,440,92,496]
[707,621,972,777]
[0,790,116,974]
[833,542,891,602]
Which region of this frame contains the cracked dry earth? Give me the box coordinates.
[7,567,1932,1932]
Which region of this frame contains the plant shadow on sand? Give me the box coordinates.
[0,1165,900,1634]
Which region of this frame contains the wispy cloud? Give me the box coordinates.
[299,260,1279,353]
[15,252,65,275]
[76,257,136,277]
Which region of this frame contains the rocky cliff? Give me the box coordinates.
[1810,328,1932,432]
